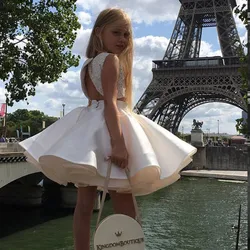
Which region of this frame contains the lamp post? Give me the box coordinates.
[247,17,250,187]
[62,103,65,117]
[4,93,7,138]
[217,120,220,135]
[246,18,250,248]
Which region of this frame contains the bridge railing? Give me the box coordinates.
[152,56,243,70]
[0,142,24,153]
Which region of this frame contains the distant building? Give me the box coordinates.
[230,135,246,145]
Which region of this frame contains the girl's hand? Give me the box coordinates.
[108,143,128,169]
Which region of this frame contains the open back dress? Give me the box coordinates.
[19,52,197,196]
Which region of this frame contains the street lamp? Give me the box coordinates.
[62,103,65,117]
[217,120,220,135]
[247,21,250,197]
[4,93,8,138]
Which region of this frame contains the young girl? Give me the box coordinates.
[20,8,197,250]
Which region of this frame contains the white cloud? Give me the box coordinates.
[236,0,247,5]
[180,103,242,135]
[134,36,169,59]
[199,41,222,57]
[77,11,92,26]
[44,99,62,110]
[36,82,55,95]
[36,69,84,102]
[76,0,246,27]
[0,81,6,103]
[204,108,223,117]
[72,26,91,57]
[76,0,180,24]
[24,101,40,110]
[240,31,248,54]
[7,99,40,112]
[234,14,246,31]
[132,36,169,103]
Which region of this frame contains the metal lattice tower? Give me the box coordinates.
[134,0,247,134]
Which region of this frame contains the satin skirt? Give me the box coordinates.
[19,100,197,196]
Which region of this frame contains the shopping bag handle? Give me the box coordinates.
[96,162,142,228]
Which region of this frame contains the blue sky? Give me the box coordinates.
[0,0,247,135]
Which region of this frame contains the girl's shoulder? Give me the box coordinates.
[93,52,119,67]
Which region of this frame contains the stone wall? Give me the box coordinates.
[1,143,248,171]
[206,146,248,170]
[186,146,248,171]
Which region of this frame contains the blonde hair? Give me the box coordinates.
[86,8,134,109]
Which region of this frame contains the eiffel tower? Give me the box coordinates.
[134,0,247,134]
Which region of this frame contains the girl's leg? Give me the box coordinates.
[73,186,97,250]
[109,190,136,219]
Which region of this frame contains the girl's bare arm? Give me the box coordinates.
[101,54,125,146]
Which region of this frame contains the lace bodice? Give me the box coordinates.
[80,52,126,99]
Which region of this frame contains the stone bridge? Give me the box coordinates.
[0,143,42,189]
[1,142,248,189]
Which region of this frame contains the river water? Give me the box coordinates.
[0,177,247,250]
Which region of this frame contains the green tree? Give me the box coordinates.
[234,1,248,135]
[234,3,248,25]
[6,121,17,137]
[8,109,30,122]
[7,109,58,136]
[0,0,81,106]
[235,118,248,135]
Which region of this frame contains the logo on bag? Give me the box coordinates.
[115,231,122,237]
[96,237,144,249]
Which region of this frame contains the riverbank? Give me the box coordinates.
[181,170,247,181]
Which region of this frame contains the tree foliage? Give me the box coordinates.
[1,109,58,137]
[234,3,248,26]
[0,0,81,106]
[234,1,248,135]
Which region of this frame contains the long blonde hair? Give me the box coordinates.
[86,8,134,109]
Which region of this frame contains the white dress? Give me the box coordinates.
[19,53,197,196]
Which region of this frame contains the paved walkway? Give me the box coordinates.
[181,170,248,181]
